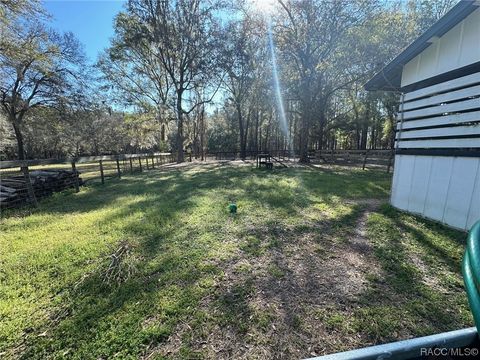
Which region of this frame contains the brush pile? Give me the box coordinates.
[102,240,139,285]
[0,169,83,208]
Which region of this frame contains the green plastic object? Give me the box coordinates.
[228,203,237,214]
[462,220,480,331]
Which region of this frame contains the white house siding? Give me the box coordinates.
[401,7,480,87]
[392,70,480,231]
[391,155,480,230]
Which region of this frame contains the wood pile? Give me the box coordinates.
[0,170,83,208]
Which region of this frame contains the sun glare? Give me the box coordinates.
[250,0,275,14]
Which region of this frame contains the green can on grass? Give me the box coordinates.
[228,203,237,214]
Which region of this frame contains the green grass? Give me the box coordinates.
[317,204,472,350]
[0,162,472,358]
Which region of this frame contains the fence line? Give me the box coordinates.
[202,149,394,172]
[203,149,297,161]
[1,149,394,209]
[0,152,173,168]
[315,149,394,172]
[0,152,175,209]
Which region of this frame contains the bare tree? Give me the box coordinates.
[220,13,268,159]
[0,20,86,160]
[126,0,223,163]
[275,0,373,162]
[98,11,172,142]
[0,0,44,30]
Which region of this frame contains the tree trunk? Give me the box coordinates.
[259,128,262,152]
[371,125,376,150]
[12,121,25,161]
[161,124,166,142]
[237,103,246,160]
[360,125,368,150]
[200,107,205,161]
[176,90,184,163]
[244,108,251,158]
[361,105,371,150]
[361,109,369,150]
[254,110,259,154]
[299,110,310,163]
[299,121,309,162]
[240,137,246,160]
[317,122,324,150]
[389,115,396,149]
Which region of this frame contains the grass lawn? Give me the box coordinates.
[0,161,472,359]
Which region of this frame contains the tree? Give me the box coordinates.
[0,112,16,159]
[220,14,266,159]
[0,0,44,31]
[406,0,457,34]
[274,0,375,162]
[125,0,223,163]
[98,11,172,143]
[2,0,458,162]
[0,19,86,160]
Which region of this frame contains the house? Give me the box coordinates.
[365,0,480,231]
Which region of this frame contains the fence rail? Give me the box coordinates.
[203,149,394,172]
[1,149,393,209]
[203,149,295,161]
[315,149,394,172]
[0,152,173,168]
[0,152,174,209]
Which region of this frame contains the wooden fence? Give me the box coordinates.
[203,149,294,161]
[1,149,394,209]
[0,152,174,208]
[315,149,394,172]
[203,149,394,172]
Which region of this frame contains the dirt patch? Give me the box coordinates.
[150,200,385,359]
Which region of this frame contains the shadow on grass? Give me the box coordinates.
[182,202,370,358]
[2,163,391,218]
[350,204,470,344]
[8,163,393,358]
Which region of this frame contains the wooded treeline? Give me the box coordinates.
[1,0,456,162]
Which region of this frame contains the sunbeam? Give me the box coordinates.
[266,17,294,157]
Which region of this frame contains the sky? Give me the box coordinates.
[43,0,126,63]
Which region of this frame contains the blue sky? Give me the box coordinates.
[43,0,126,63]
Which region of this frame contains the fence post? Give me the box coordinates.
[146,156,149,170]
[362,150,369,170]
[116,158,121,178]
[151,154,155,169]
[99,160,105,184]
[71,161,80,192]
[21,165,38,207]
[138,157,143,172]
[129,158,133,174]
[387,150,394,174]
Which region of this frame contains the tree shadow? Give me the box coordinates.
[10,162,394,358]
[351,205,470,345]
[177,203,370,358]
[194,203,471,357]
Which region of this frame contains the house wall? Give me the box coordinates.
[392,70,480,231]
[401,8,480,87]
[391,154,480,230]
